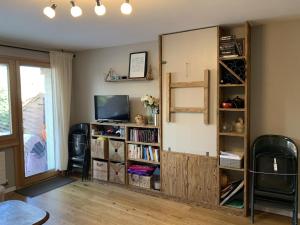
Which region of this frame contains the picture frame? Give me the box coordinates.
[128,51,148,79]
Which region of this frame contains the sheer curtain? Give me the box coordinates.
[50,51,73,171]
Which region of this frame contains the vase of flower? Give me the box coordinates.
[141,95,159,125]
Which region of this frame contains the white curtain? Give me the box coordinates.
[50,51,73,171]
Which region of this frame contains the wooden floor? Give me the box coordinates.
[6,181,295,225]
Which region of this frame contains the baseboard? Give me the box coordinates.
[4,186,16,194]
[256,202,300,218]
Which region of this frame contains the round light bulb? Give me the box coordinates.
[71,5,82,17]
[95,4,106,16]
[120,2,132,15]
[43,6,56,19]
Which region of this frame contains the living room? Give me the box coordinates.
[0,1,300,225]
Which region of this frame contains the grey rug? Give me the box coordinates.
[16,176,76,197]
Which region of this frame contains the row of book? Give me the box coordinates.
[220,179,244,208]
[220,35,244,58]
[128,144,160,162]
[129,128,158,143]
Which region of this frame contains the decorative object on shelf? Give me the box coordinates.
[134,114,146,125]
[221,100,233,109]
[129,52,148,79]
[105,68,127,81]
[221,121,233,132]
[234,117,245,133]
[43,0,133,19]
[141,94,159,125]
[220,96,244,109]
[146,64,153,80]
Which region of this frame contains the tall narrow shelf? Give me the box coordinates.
[217,22,251,216]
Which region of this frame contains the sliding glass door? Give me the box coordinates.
[19,64,55,178]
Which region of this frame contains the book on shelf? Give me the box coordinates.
[219,35,244,58]
[220,180,244,206]
[129,128,158,143]
[128,144,160,163]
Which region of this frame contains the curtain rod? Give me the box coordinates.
[0,44,76,57]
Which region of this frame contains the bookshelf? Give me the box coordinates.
[90,122,161,192]
[217,22,251,216]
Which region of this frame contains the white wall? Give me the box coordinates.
[251,19,300,209]
[71,41,159,125]
[161,27,218,156]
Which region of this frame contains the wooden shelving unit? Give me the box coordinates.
[217,22,251,216]
[90,122,161,192]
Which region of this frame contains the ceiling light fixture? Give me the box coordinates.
[120,0,132,15]
[43,0,134,19]
[70,1,82,18]
[94,0,106,16]
[43,3,57,19]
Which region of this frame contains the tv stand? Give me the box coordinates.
[90,122,161,192]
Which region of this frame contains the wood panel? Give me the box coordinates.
[161,151,188,199]
[187,155,218,206]
[161,151,218,206]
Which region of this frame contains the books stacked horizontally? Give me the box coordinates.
[128,144,160,162]
[129,128,158,143]
[220,35,244,58]
[128,165,156,176]
[220,179,244,208]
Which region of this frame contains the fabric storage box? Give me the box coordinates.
[128,173,140,187]
[93,160,108,181]
[109,140,125,162]
[109,162,125,184]
[139,175,153,189]
[91,138,108,159]
[220,154,243,169]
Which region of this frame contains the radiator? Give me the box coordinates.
[0,152,6,185]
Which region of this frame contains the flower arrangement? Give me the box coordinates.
[141,94,159,114]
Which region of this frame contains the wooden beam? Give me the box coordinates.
[204,70,209,124]
[219,60,245,84]
[170,107,205,113]
[170,81,205,88]
[166,73,171,122]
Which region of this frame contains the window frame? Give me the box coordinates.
[0,58,19,149]
[16,60,57,186]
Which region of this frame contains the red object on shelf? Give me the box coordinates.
[221,102,233,108]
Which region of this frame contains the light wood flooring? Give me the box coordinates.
[6,181,295,225]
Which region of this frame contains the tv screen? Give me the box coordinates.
[94,95,130,122]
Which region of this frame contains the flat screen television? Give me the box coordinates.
[94,95,130,122]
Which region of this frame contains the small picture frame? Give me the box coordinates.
[128,51,148,79]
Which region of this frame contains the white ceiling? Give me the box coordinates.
[0,0,300,51]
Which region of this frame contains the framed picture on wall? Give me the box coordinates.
[128,51,148,78]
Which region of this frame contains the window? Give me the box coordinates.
[0,64,12,136]
[19,65,55,177]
